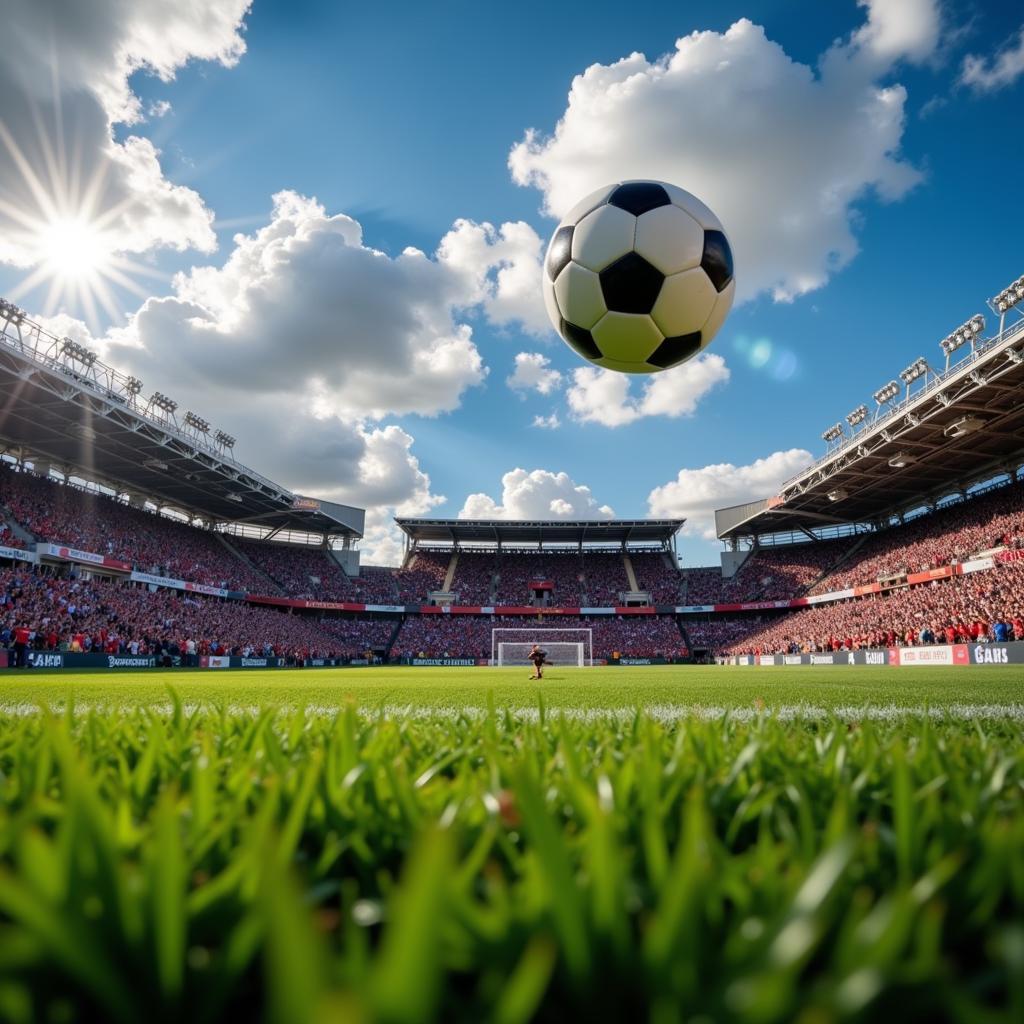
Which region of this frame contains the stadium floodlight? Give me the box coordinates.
[873,380,900,404]
[227,493,244,503]
[827,488,849,502]
[183,410,210,433]
[992,275,1024,313]
[151,391,177,413]
[0,299,26,324]
[124,376,143,395]
[845,404,868,428]
[821,423,844,443]
[143,458,168,471]
[61,338,97,366]
[214,430,236,449]
[888,452,916,468]
[899,357,930,385]
[940,316,985,357]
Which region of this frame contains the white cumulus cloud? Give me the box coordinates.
[0,0,251,268]
[532,413,561,430]
[507,352,563,397]
[436,218,549,335]
[566,354,729,427]
[960,27,1024,93]
[647,449,813,540]
[460,469,614,520]
[509,8,936,303]
[103,191,488,420]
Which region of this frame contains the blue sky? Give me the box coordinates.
[1,0,1022,565]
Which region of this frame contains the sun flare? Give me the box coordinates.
[36,217,112,281]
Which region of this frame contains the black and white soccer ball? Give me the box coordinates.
[542,180,735,373]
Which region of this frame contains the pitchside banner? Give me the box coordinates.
[130,570,242,600]
[26,652,157,669]
[724,642,1024,666]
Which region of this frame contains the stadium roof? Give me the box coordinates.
[0,303,364,539]
[396,518,684,546]
[717,311,1024,540]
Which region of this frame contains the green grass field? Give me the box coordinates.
[3,663,1023,713]
[0,665,1021,1023]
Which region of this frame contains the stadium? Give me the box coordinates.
[3,286,1024,672]
[1,3,1023,1022]
[1,269,1023,1021]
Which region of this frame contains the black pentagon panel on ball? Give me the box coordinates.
[546,225,574,281]
[647,332,702,369]
[701,230,734,292]
[608,182,671,217]
[599,252,664,315]
[560,319,603,361]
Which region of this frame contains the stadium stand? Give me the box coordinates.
[810,480,1024,593]
[0,569,393,660]
[395,550,450,603]
[581,551,629,606]
[393,613,687,660]
[1,467,270,591]
[448,550,497,604]
[705,558,1024,655]
[233,537,352,599]
[629,550,682,602]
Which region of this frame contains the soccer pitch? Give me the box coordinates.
[3,663,1023,715]
[1,664,1022,1022]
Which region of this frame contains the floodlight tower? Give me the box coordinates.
[939,315,985,371]
[989,274,1024,335]
[148,391,178,425]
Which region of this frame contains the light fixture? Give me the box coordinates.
[0,299,26,325]
[183,411,210,433]
[943,415,986,439]
[888,452,916,468]
[214,430,236,449]
[873,380,900,404]
[821,423,844,443]
[845,405,868,427]
[827,488,849,502]
[940,315,984,356]
[143,457,168,471]
[899,357,929,385]
[124,376,143,395]
[151,392,177,413]
[227,493,244,503]
[60,337,97,366]
[993,275,1024,313]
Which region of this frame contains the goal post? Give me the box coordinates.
[491,627,593,667]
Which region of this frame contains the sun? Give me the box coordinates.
[36,217,113,282]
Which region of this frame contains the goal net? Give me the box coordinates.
[491,627,593,667]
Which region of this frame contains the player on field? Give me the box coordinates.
[528,643,549,680]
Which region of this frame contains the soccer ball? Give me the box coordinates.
[542,180,735,373]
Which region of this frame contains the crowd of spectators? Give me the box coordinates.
[728,539,852,600]
[395,551,450,603]
[448,551,497,604]
[714,558,1024,655]
[0,569,384,662]
[581,552,628,606]
[811,480,1024,594]
[0,522,24,550]
[352,566,400,604]
[1,468,268,591]
[494,551,585,605]
[393,612,686,660]
[234,538,354,599]
[630,551,682,603]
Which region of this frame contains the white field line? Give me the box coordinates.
[0,701,1022,722]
